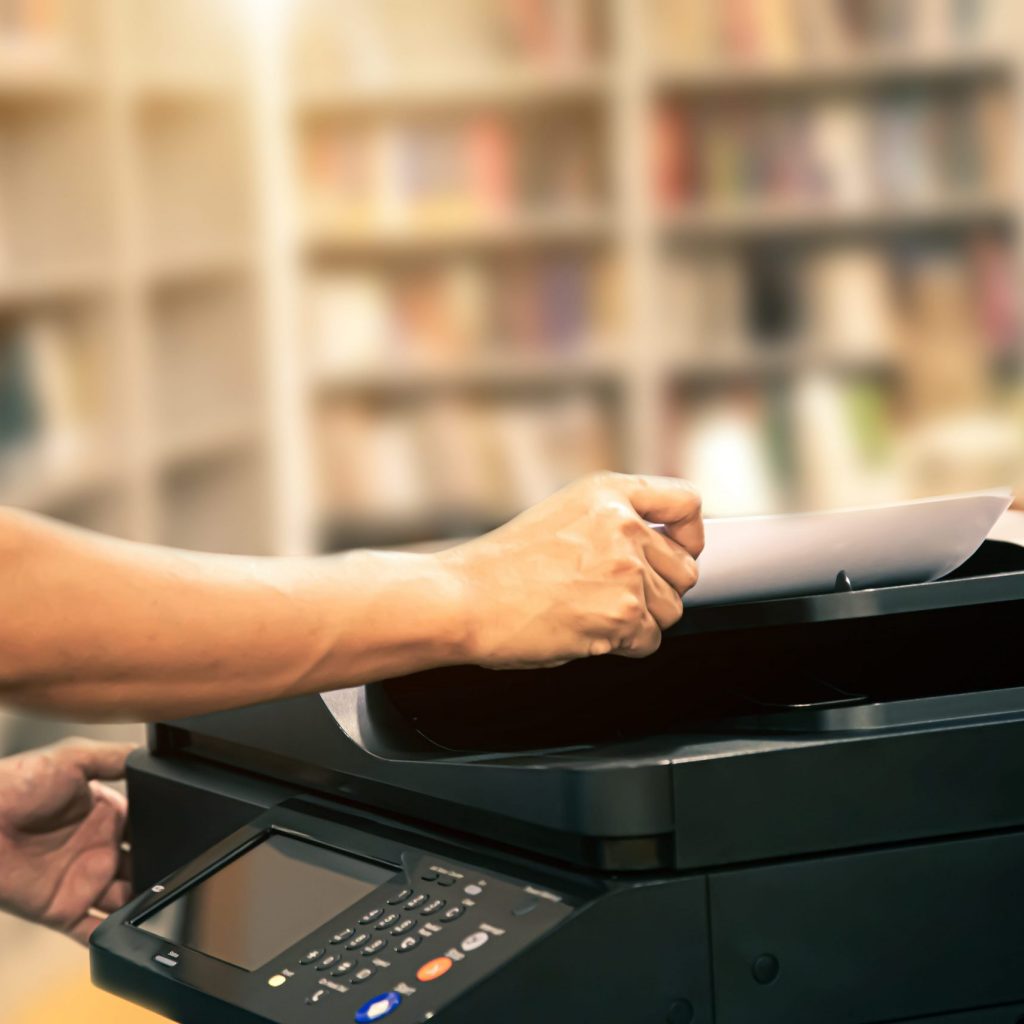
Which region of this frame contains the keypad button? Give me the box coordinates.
[396,935,422,953]
[464,884,483,897]
[441,905,465,922]
[354,992,401,1022]
[420,871,439,882]
[305,989,329,1005]
[390,919,415,936]
[315,955,338,971]
[436,875,457,888]
[329,928,355,945]
[330,961,355,977]
[404,893,429,910]
[359,907,384,925]
[420,899,446,916]
[375,912,400,931]
[416,957,454,983]
[386,889,413,906]
[461,931,489,953]
[346,933,371,950]
[350,966,377,985]
[300,948,325,965]
[361,938,387,957]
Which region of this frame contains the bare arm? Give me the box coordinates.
[0,473,702,721]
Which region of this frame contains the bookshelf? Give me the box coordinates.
[0,0,276,553]
[3,0,1022,557]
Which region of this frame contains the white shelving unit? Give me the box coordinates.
[3,0,1021,554]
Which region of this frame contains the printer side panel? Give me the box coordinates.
[708,829,1024,1024]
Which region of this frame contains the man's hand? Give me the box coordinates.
[0,738,134,943]
[442,472,703,668]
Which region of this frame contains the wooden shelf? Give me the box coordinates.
[668,348,901,381]
[653,47,1013,93]
[314,350,624,396]
[0,263,109,309]
[295,66,608,114]
[145,244,250,288]
[661,196,1015,240]
[159,417,260,472]
[0,456,120,512]
[305,210,611,255]
[0,57,88,100]
[133,69,238,105]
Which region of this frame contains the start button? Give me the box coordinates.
[416,957,453,983]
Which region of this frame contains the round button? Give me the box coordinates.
[416,956,454,983]
[420,898,446,916]
[464,884,483,897]
[331,961,355,977]
[390,919,415,936]
[404,893,429,910]
[376,912,400,931]
[752,954,780,985]
[359,907,384,925]
[460,931,489,953]
[386,889,413,906]
[421,871,439,882]
[350,966,377,985]
[396,935,422,953]
[355,991,401,1022]
[667,999,695,1024]
[436,875,457,887]
[315,954,337,971]
[346,933,371,950]
[299,948,325,965]
[362,939,387,957]
[330,928,355,945]
[441,905,465,922]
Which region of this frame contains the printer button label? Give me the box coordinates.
[460,931,489,953]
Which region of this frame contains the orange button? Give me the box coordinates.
[416,957,453,983]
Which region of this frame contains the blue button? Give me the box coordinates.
[354,992,402,1022]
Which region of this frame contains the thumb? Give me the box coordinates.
[55,738,137,782]
[619,475,704,556]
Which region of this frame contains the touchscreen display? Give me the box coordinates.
[138,833,394,970]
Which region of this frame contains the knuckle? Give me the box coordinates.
[609,553,644,577]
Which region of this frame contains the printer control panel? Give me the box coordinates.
[92,816,577,1024]
[263,858,569,1021]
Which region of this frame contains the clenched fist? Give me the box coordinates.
[442,472,703,669]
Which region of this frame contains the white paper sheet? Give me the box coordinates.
[678,489,1012,607]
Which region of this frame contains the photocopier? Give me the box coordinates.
[91,540,1024,1024]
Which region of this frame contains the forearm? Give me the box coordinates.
[0,508,469,721]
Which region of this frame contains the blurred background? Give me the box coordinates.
[1,0,1023,1020]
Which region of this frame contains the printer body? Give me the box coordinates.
[92,542,1024,1024]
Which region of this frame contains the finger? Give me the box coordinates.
[613,612,662,659]
[69,908,106,946]
[641,567,683,630]
[618,476,704,556]
[643,530,700,594]
[95,878,133,914]
[57,739,137,781]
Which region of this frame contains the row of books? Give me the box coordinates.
[671,376,902,516]
[648,0,1008,67]
[292,0,601,89]
[662,234,1019,362]
[0,314,106,493]
[307,257,615,372]
[304,113,603,232]
[315,391,616,532]
[653,86,1013,210]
